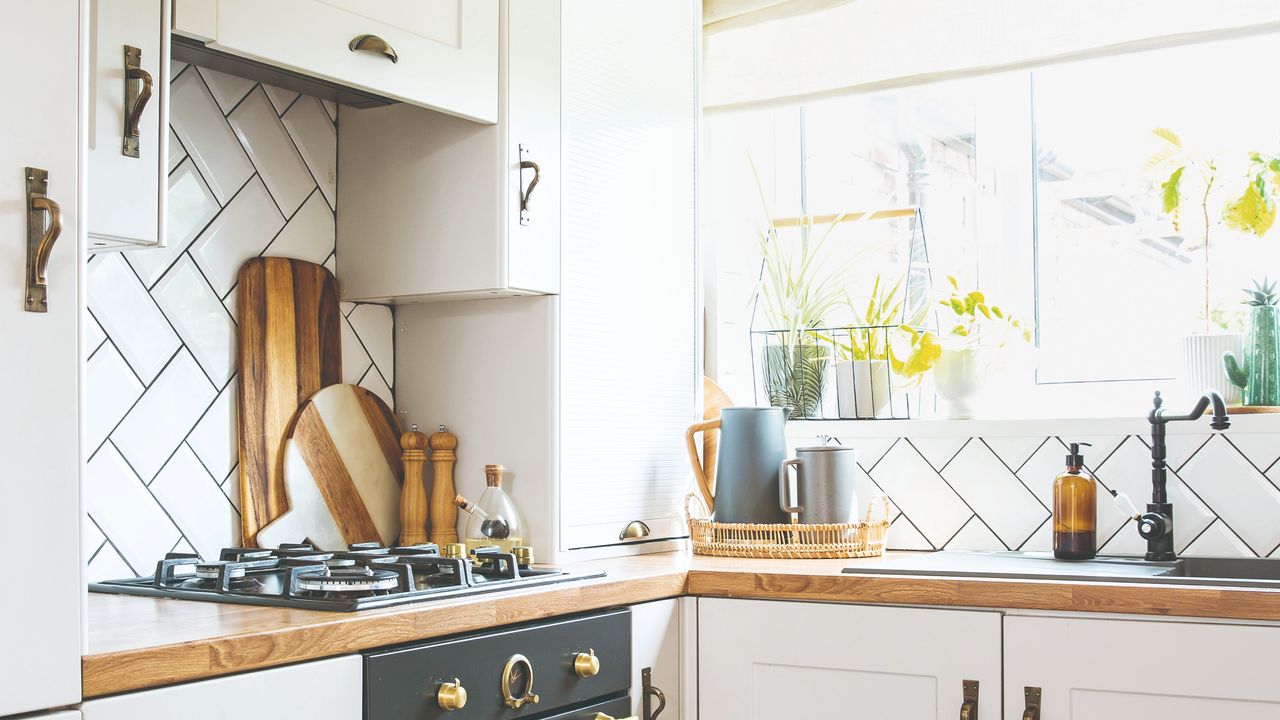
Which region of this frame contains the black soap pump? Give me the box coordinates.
[1053,442,1097,560]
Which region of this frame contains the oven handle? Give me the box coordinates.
[642,667,667,720]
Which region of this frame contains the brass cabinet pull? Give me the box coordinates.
[518,144,540,226]
[642,667,667,720]
[349,34,399,63]
[1022,686,1042,720]
[123,45,153,158]
[593,714,639,720]
[24,167,62,313]
[960,679,978,720]
[501,653,540,709]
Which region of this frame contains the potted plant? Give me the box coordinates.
[889,277,1029,418]
[755,214,847,418]
[1145,129,1280,403]
[826,275,922,418]
[1224,279,1280,407]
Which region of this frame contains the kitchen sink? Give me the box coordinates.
[843,551,1280,589]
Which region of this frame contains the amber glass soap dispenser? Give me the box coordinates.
[1053,442,1097,559]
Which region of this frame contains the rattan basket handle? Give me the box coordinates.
[684,418,720,513]
[866,494,892,523]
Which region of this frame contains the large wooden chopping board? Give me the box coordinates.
[256,384,403,550]
[237,257,342,545]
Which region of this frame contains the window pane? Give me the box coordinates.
[1033,34,1280,383]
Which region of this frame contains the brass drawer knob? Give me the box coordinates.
[574,648,600,678]
[437,678,467,710]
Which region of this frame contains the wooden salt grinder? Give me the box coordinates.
[399,425,430,545]
[429,424,460,545]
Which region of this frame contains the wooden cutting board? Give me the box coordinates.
[237,257,342,545]
[256,384,403,550]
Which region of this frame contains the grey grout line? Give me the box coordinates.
[84,342,182,465]
[215,83,313,221]
[345,305,395,394]
[88,514,142,578]
[865,437,901,474]
[121,251,222,391]
[107,438,191,554]
[1016,514,1051,551]
[937,514,981,551]
[982,436,1053,515]
[933,436,971,473]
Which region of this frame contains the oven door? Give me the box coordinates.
[364,608,631,719]
[546,696,632,720]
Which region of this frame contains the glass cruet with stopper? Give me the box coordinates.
[454,464,526,552]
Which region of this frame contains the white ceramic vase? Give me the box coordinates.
[934,347,983,419]
[835,359,892,418]
[1182,334,1243,405]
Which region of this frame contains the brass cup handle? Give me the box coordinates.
[437,678,467,711]
[349,34,399,63]
[593,714,639,720]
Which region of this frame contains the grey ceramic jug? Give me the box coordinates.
[778,445,861,524]
[686,407,789,524]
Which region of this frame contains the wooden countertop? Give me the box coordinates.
[85,551,1280,698]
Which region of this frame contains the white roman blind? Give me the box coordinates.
[559,0,700,549]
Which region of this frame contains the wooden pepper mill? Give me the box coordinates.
[428,424,460,545]
[398,425,430,545]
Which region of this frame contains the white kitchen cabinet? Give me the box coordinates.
[88,0,169,252]
[81,656,362,718]
[0,1,83,716]
[699,599,1001,720]
[203,0,497,122]
[392,0,699,558]
[337,0,559,302]
[631,598,695,720]
[1004,615,1280,718]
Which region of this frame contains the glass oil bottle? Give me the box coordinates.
[454,464,526,552]
[1053,442,1097,559]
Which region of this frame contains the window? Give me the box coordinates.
[704,31,1280,416]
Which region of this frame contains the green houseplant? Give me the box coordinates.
[1224,279,1280,407]
[829,275,906,418]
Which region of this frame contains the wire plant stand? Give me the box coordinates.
[749,207,935,420]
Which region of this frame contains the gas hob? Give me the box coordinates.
[89,542,605,611]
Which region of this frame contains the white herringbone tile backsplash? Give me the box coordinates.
[84,63,394,580]
[833,431,1280,558]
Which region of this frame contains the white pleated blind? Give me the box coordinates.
[559,0,700,549]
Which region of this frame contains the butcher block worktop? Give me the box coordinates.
[85,551,1280,698]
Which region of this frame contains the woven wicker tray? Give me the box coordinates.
[685,494,890,559]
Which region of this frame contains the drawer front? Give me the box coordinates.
[365,609,631,720]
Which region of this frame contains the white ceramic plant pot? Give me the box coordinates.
[934,347,983,419]
[1182,333,1242,405]
[835,359,892,418]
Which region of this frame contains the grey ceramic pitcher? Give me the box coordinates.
[686,407,789,524]
[778,445,861,524]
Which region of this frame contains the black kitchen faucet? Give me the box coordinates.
[1138,390,1230,561]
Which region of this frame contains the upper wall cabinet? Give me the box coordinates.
[182,0,498,123]
[336,0,558,302]
[88,0,170,251]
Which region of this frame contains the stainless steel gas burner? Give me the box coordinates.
[89,542,604,611]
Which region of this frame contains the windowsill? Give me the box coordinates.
[788,411,1280,439]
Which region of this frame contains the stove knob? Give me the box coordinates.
[443,543,467,559]
[437,678,467,711]
[574,648,601,678]
[513,545,534,566]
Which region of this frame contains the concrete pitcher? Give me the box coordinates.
[686,407,789,523]
[778,445,861,524]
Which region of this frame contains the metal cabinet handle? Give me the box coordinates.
[960,679,978,720]
[349,34,399,63]
[642,667,667,720]
[123,45,153,157]
[24,167,62,313]
[593,714,639,720]
[1022,686,1042,720]
[518,144,540,226]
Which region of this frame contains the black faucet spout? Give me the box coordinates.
[1141,390,1230,561]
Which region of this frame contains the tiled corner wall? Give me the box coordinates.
[83,62,395,581]
[825,428,1280,558]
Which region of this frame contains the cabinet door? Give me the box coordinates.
[699,599,1001,720]
[631,599,690,720]
[0,1,83,716]
[558,0,700,550]
[214,0,498,122]
[82,656,361,718]
[1005,615,1280,719]
[88,0,169,250]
